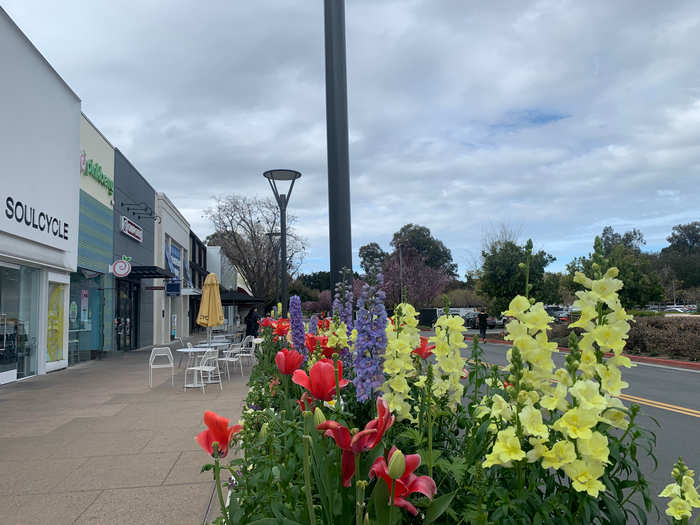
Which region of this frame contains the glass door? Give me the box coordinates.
[116,280,139,351]
[0,263,40,383]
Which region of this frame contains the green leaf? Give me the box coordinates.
[601,493,626,525]
[424,491,456,524]
[371,479,392,525]
[200,463,214,473]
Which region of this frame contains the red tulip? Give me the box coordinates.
[195,410,243,458]
[258,317,276,328]
[364,397,395,448]
[275,348,304,375]
[412,336,435,360]
[318,336,334,359]
[369,446,437,515]
[297,391,314,411]
[273,319,291,337]
[305,333,318,354]
[317,397,394,486]
[292,358,349,402]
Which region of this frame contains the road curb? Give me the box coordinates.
[472,337,700,371]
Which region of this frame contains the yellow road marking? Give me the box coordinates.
[469,359,700,419]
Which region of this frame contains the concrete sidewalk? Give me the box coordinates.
[0,347,249,524]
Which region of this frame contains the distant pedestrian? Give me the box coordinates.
[477,308,489,343]
[245,307,260,337]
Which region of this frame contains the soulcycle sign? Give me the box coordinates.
[3,194,71,246]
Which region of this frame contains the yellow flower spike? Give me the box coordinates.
[490,394,513,421]
[541,440,576,469]
[603,267,619,279]
[665,497,692,520]
[431,314,467,410]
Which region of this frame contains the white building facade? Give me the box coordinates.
[153,193,190,344]
[0,8,81,383]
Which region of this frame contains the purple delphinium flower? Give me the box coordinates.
[309,314,318,335]
[352,273,388,402]
[289,295,306,361]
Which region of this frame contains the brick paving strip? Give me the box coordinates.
[0,338,248,525]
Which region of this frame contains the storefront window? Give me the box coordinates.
[47,283,66,363]
[68,272,104,364]
[115,279,139,351]
[0,263,40,380]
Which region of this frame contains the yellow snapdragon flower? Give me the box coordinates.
[519,405,548,439]
[552,407,599,440]
[577,431,610,464]
[569,379,607,412]
[563,459,606,497]
[540,383,569,412]
[482,427,525,468]
[666,498,692,520]
[596,364,628,396]
[541,440,576,469]
[503,295,531,318]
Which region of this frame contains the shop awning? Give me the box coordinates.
[181,287,201,296]
[123,266,177,279]
[219,289,265,306]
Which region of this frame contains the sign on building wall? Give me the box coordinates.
[120,216,143,243]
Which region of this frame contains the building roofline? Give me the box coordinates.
[1,7,80,103]
[156,192,190,229]
[114,148,156,194]
[81,112,115,149]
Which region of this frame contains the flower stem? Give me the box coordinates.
[334,357,341,409]
[213,458,231,525]
[355,454,363,525]
[302,435,317,525]
[427,402,433,479]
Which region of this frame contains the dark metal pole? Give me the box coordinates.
[280,196,288,317]
[324,0,353,292]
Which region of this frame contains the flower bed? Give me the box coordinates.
[196,270,699,524]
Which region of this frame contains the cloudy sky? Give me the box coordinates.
[4,0,699,275]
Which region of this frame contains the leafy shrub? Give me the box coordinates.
[626,317,700,361]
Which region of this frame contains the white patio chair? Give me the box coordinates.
[237,336,257,369]
[148,347,174,388]
[218,343,244,379]
[185,349,222,393]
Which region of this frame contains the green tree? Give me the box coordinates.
[298,271,331,292]
[567,229,663,308]
[479,239,555,315]
[658,222,700,290]
[391,224,457,277]
[358,242,388,276]
[541,272,564,305]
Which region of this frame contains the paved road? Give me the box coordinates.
[469,340,700,522]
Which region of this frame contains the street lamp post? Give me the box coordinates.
[263,169,301,317]
[266,232,282,305]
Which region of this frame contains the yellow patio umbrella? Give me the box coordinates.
[197,273,225,343]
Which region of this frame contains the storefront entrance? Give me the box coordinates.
[115,279,139,351]
[0,263,40,383]
[68,271,104,364]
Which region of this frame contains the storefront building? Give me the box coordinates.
[153,193,190,345]
[68,114,115,364]
[0,8,81,383]
[188,231,207,335]
[112,150,171,350]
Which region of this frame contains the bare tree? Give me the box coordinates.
[206,194,306,302]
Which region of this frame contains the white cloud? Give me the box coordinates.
[4,0,700,274]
